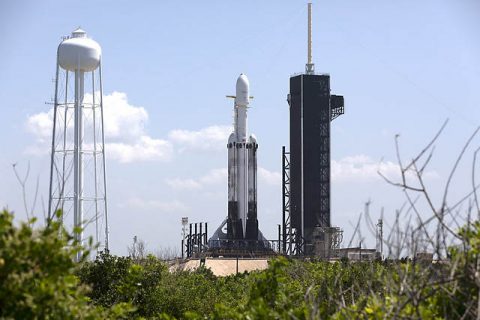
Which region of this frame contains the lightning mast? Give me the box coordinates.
[305,3,315,74]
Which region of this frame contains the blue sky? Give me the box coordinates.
[1,0,479,256]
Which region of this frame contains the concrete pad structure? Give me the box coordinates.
[170,258,269,277]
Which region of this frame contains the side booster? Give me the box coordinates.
[227,74,259,240]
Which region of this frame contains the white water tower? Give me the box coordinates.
[48,28,109,261]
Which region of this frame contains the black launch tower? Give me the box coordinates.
[282,3,344,255]
[284,74,344,254]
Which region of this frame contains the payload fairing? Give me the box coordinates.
[226,74,259,241]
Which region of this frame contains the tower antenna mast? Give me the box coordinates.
[306,3,315,74]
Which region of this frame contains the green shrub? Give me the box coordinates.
[0,209,132,319]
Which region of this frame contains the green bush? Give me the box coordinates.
[0,209,132,319]
[2,207,478,319]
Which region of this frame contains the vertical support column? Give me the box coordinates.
[188,223,192,258]
[74,70,84,262]
[205,223,208,245]
[199,223,203,252]
[282,146,295,255]
[194,223,198,253]
[278,224,281,252]
[181,239,184,259]
[60,70,69,227]
[282,146,287,253]
[48,63,60,222]
[99,62,109,252]
[92,70,99,248]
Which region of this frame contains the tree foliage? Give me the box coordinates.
[0,209,131,319]
[1,206,480,319]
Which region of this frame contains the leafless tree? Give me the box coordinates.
[308,120,480,319]
[12,161,42,222]
[128,235,147,261]
[373,120,480,318]
[155,246,181,262]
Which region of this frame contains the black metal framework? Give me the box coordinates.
[184,222,208,258]
[207,239,280,257]
[185,222,281,258]
[330,95,345,121]
[282,146,306,256]
[282,146,291,254]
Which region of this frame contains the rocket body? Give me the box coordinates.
[227,74,259,240]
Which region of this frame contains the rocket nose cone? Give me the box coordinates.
[235,74,250,106]
[236,74,249,93]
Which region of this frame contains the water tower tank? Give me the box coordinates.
[58,28,101,72]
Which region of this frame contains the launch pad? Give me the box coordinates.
[171,258,270,277]
[207,219,277,257]
[206,241,277,258]
[182,3,346,260]
[183,219,278,259]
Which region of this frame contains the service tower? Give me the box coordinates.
[284,3,344,255]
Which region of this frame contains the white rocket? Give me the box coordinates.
[227,74,259,240]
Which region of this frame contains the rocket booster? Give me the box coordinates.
[227,74,259,240]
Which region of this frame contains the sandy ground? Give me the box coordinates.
[170,258,270,276]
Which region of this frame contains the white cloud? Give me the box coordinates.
[26,110,54,143]
[258,167,282,186]
[100,92,148,142]
[164,156,433,190]
[25,91,172,162]
[23,144,50,156]
[26,91,233,162]
[332,155,392,182]
[168,125,231,153]
[331,155,437,183]
[165,155,433,192]
[107,136,173,163]
[199,168,228,185]
[26,91,149,142]
[166,168,227,190]
[166,167,281,190]
[165,178,202,190]
[123,197,189,213]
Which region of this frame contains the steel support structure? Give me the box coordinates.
[48,65,108,259]
[185,222,208,259]
[282,146,305,255]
